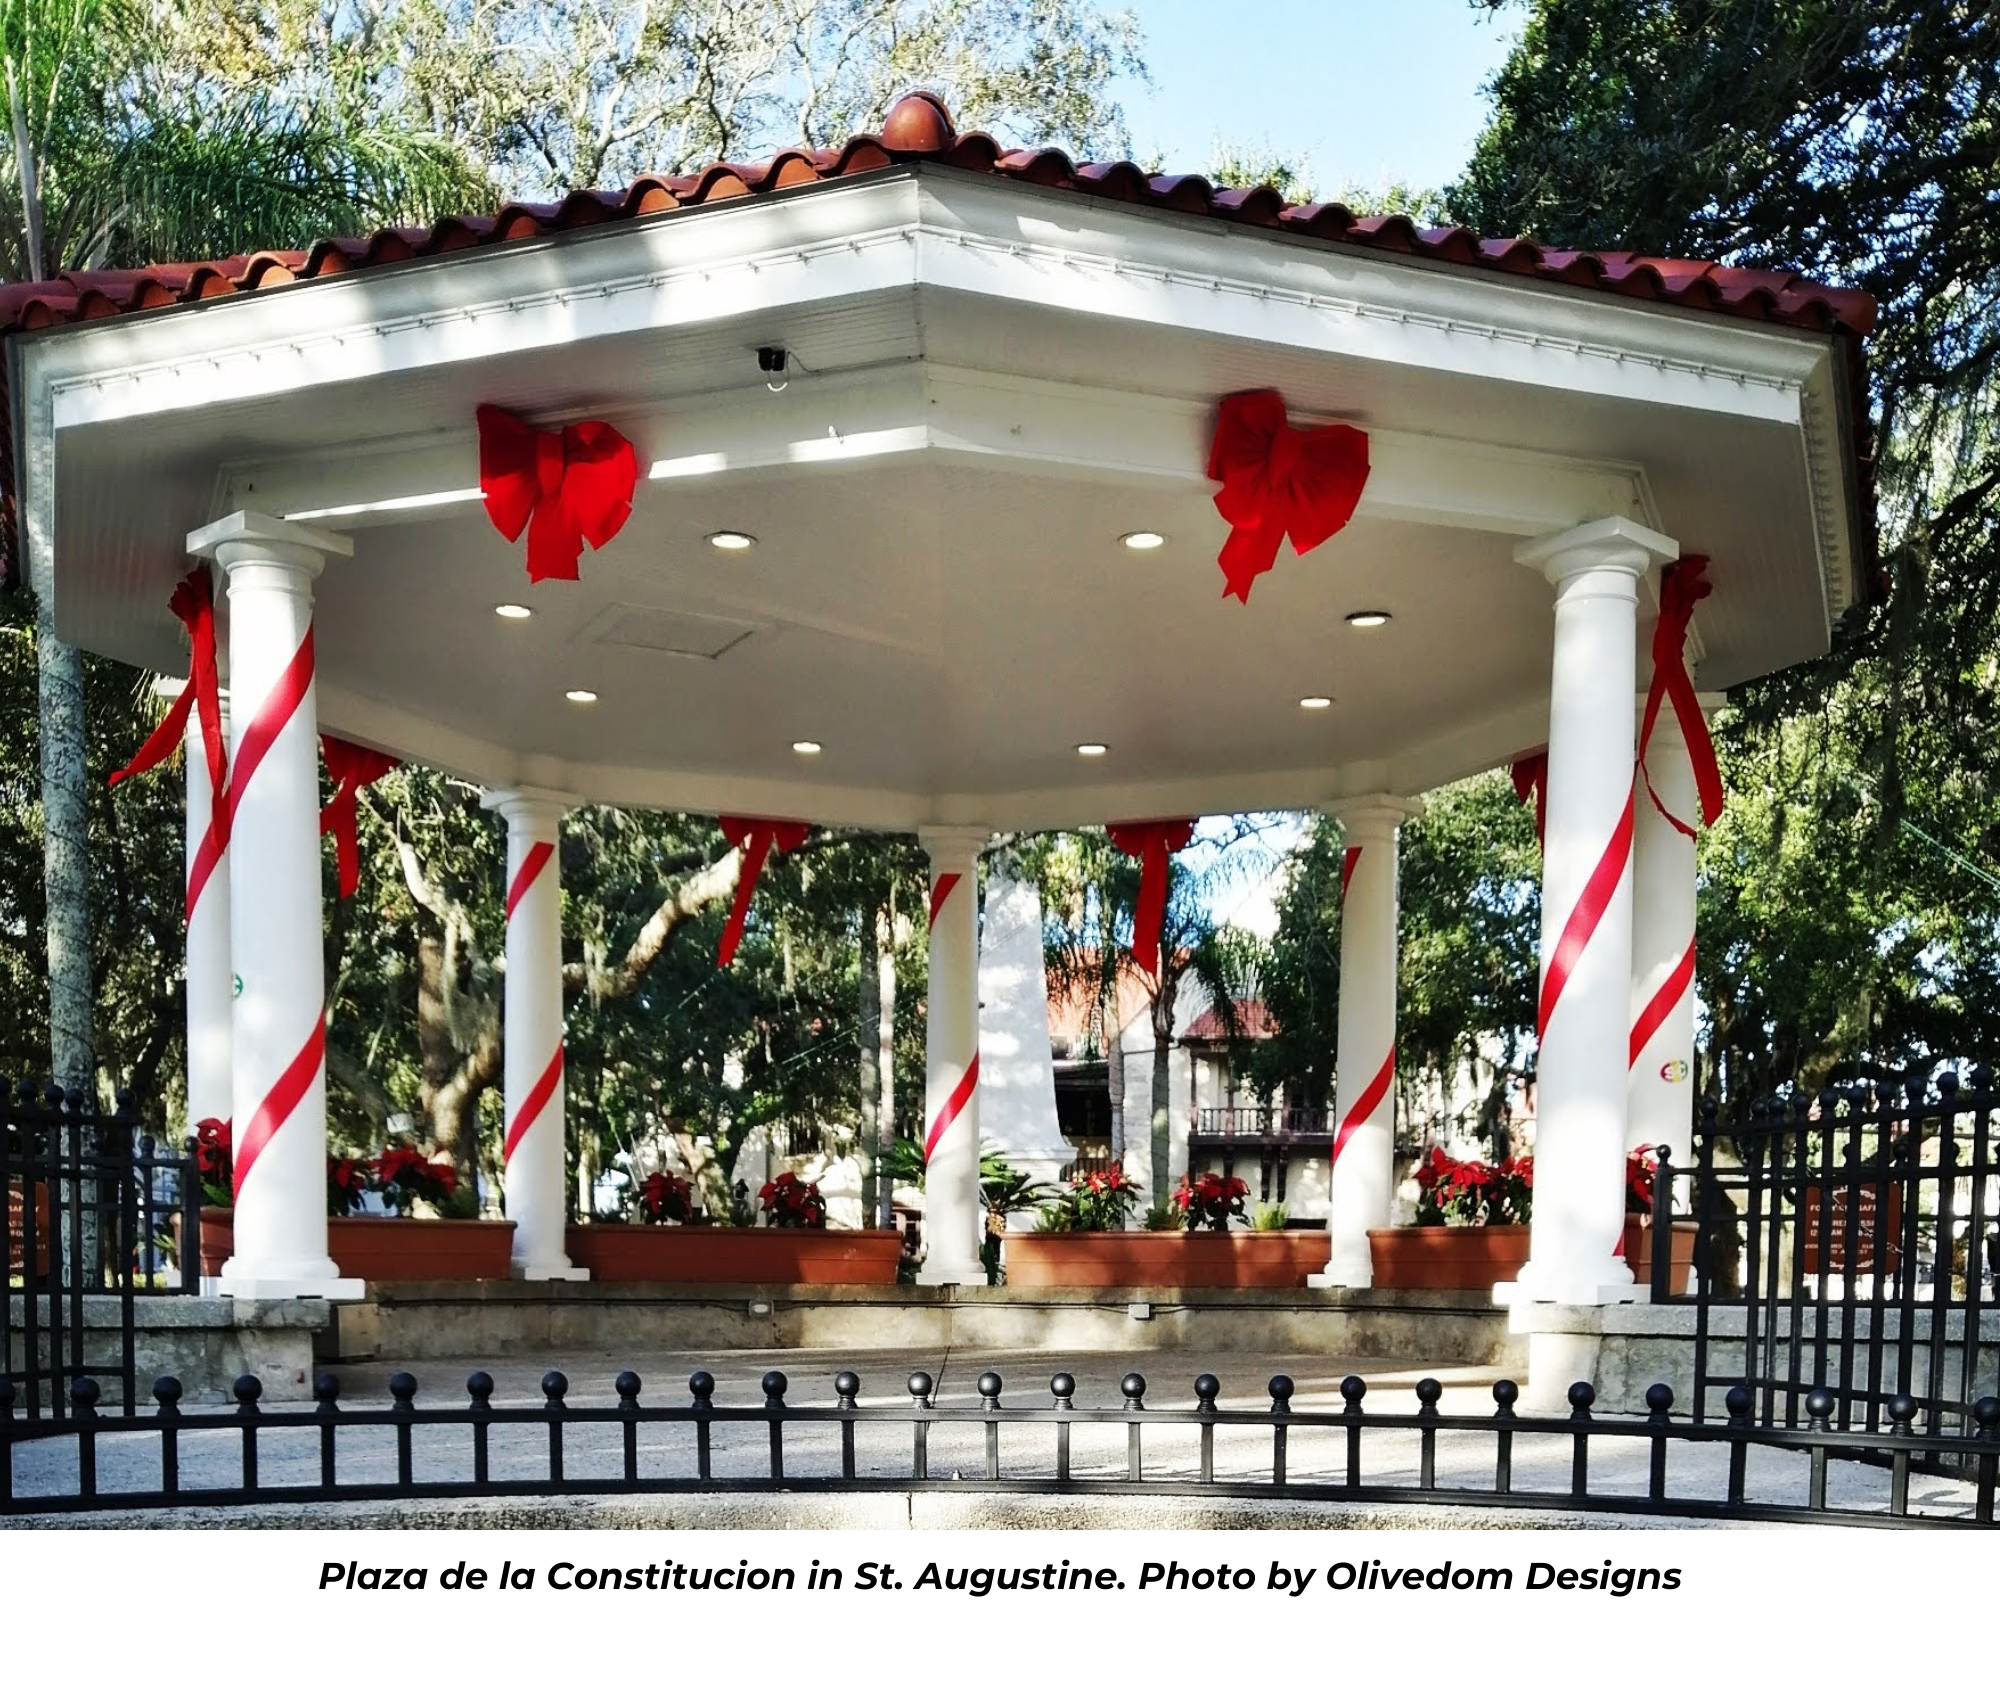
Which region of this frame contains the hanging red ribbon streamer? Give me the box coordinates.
[1639,556,1725,838]
[319,736,398,899]
[109,568,227,812]
[717,816,811,966]
[1205,389,1370,603]
[1108,819,1196,976]
[476,404,639,583]
[1510,753,1548,848]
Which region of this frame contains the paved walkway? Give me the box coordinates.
[4,1345,1981,1523]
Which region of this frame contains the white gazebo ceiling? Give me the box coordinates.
[16,165,1867,830]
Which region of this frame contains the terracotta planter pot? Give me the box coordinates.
[1366,1224,1531,1291]
[197,1209,515,1282]
[1003,1230,1327,1289]
[1364,1216,1701,1293]
[7,1180,50,1275]
[1625,1218,1699,1295]
[566,1224,902,1285]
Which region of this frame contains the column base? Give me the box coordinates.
[1308,1253,1375,1290]
[216,1260,365,1302]
[915,1260,984,1288]
[1501,1256,1639,1307]
[515,1261,590,1282]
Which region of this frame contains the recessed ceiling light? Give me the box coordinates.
[1076,742,1108,757]
[707,530,756,551]
[1120,531,1166,551]
[565,689,598,704]
[494,603,532,620]
[1299,695,1333,710]
[1345,610,1391,628]
[791,740,822,756]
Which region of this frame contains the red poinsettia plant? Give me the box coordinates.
[1038,1164,1141,1232]
[326,1154,372,1217]
[638,1169,694,1225]
[1413,1147,1534,1227]
[193,1118,233,1208]
[1174,1169,1250,1232]
[1626,1146,1658,1217]
[759,1171,827,1229]
[374,1142,458,1217]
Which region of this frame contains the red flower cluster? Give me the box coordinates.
[1413,1147,1534,1227]
[1045,1164,1140,1231]
[1627,1147,1657,1216]
[759,1171,827,1229]
[1173,1170,1251,1232]
[638,1169,694,1225]
[375,1142,458,1217]
[326,1156,371,1217]
[194,1118,233,1207]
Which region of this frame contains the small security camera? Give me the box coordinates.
[757,346,788,375]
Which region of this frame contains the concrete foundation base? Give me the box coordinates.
[334,1283,1517,1366]
[7,1295,329,1402]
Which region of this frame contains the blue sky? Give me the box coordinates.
[1112,0,1521,197]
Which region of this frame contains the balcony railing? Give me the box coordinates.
[1190,1106,1330,1144]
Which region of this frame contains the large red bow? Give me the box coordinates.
[319,737,397,899]
[1108,819,1196,976]
[1639,557,1725,838]
[717,816,811,966]
[1510,753,1548,848]
[1206,389,1370,602]
[109,568,226,812]
[476,404,639,583]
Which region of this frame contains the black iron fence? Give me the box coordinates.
[1655,1067,1998,1460]
[3,1083,199,1422]
[4,1366,1994,1526]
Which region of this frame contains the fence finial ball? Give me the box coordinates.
[615,1370,642,1401]
[1646,1384,1674,1415]
[1567,1381,1595,1413]
[762,1370,789,1403]
[977,1371,1003,1399]
[540,1370,568,1401]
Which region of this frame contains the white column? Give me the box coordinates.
[1512,516,1676,1306]
[183,687,231,1136]
[483,787,587,1281]
[1629,691,1724,1162]
[189,511,361,1300]
[917,826,989,1286]
[1311,795,1413,1289]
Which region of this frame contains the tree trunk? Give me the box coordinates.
[38,602,93,1092]
[858,902,880,1224]
[1150,993,1173,1215]
[876,898,897,1228]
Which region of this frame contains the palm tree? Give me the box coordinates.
[0,0,482,1092]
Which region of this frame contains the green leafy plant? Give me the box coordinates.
[1142,1200,1186,1231]
[1249,1200,1290,1232]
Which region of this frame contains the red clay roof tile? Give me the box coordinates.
[0,90,1878,586]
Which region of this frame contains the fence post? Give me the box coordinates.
[541,1370,568,1484]
[1050,1373,1074,1482]
[233,1373,262,1495]
[907,1371,933,1480]
[690,1370,715,1480]
[1194,1374,1219,1485]
[316,1372,343,1490]
[1974,1396,1998,1525]
[979,1372,1003,1481]
[1566,1381,1594,1498]
[1269,1374,1293,1489]
[1415,1377,1441,1491]
[1121,1373,1146,1483]
[835,1371,859,1480]
[1491,1379,1516,1495]
[1650,1144,1675,1303]
[155,1375,183,1499]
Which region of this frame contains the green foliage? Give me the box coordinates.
[1457,0,2000,1096]
[1036,1164,1138,1231]
[1247,1199,1288,1232]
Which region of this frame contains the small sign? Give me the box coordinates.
[6,1182,50,1276]
[1803,1183,1903,1277]
[1659,1059,1689,1083]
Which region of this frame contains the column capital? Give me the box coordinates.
[1326,793,1419,841]
[481,785,580,839]
[918,824,992,870]
[187,510,354,576]
[1515,515,1678,587]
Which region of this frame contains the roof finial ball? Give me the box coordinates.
[880,91,957,155]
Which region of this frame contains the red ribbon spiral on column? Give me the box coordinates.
[1510,753,1548,848]
[717,816,811,966]
[110,568,227,814]
[1639,556,1725,838]
[1205,389,1370,603]
[319,737,397,900]
[476,404,639,583]
[1108,819,1195,976]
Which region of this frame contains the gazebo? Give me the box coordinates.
[2,93,1873,1317]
